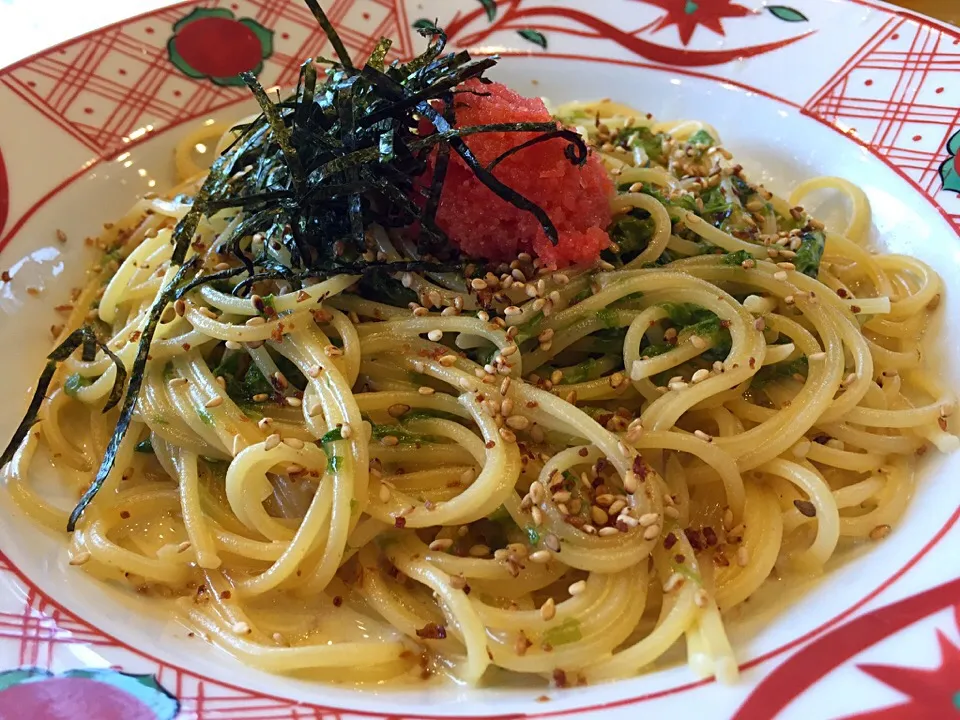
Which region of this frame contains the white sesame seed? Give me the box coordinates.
[694,589,710,608]
[568,580,587,596]
[529,550,552,564]
[598,526,619,537]
[380,435,399,446]
[205,396,224,409]
[429,538,453,551]
[232,621,252,635]
[691,368,710,384]
[284,437,305,450]
[643,524,661,540]
[264,434,281,451]
[427,329,443,342]
[774,271,788,281]
[69,552,92,566]
[540,597,556,620]
[285,397,302,408]
[737,547,750,567]
[662,573,685,593]
[693,429,713,442]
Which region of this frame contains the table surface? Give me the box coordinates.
[0,0,955,68]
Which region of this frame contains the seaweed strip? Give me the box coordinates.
[303,0,354,69]
[68,259,200,531]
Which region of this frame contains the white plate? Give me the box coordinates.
[0,1,958,718]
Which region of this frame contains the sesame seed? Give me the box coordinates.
[427,329,443,342]
[504,306,522,316]
[378,484,391,503]
[737,547,750,566]
[285,397,302,408]
[529,550,552,564]
[388,404,410,418]
[808,352,826,361]
[539,597,557,621]
[506,415,530,430]
[232,622,252,635]
[380,436,399,446]
[694,589,710,608]
[639,512,659,527]
[429,538,453,552]
[598,527,619,537]
[340,423,353,439]
[774,271,788,281]
[664,506,680,519]
[177,541,192,553]
[468,544,490,558]
[690,335,706,350]
[662,573,684,593]
[568,580,587,596]
[691,368,710,384]
[869,524,891,541]
[623,472,638,494]
[418,386,435,396]
[205,396,224,409]
[643,524,661,541]
[307,365,323,378]
[531,506,544,526]
[257,417,273,431]
[284,437,305,450]
[693,430,713,443]
[264,434,281,451]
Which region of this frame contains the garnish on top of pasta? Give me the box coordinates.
[3,0,954,688]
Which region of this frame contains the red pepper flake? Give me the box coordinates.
[394,516,407,529]
[220,590,232,599]
[850,305,861,314]
[119,510,131,519]
[663,532,678,550]
[836,288,849,298]
[702,526,719,546]
[578,448,589,457]
[684,528,704,551]
[485,441,496,449]
[713,552,731,567]
[632,455,649,481]
[748,356,756,369]
[552,669,568,688]
[416,622,447,640]
[674,553,686,564]
[332,596,343,607]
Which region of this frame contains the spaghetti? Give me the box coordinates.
[2,19,955,689]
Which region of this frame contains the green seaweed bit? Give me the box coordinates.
[793,230,825,279]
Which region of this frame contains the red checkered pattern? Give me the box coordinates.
[804,16,960,230]
[0,0,412,158]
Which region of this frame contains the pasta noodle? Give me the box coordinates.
[3,87,955,691]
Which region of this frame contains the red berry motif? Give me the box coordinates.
[0,668,178,720]
[168,8,273,86]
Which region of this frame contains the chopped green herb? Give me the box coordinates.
[64,373,93,398]
[541,618,582,646]
[320,427,343,444]
[687,129,714,147]
[525,526,541,546]
[722,249,755,265]
[793,230,825,279]
[327,455,343,473]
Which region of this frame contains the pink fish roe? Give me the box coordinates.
[423,79,613,268]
